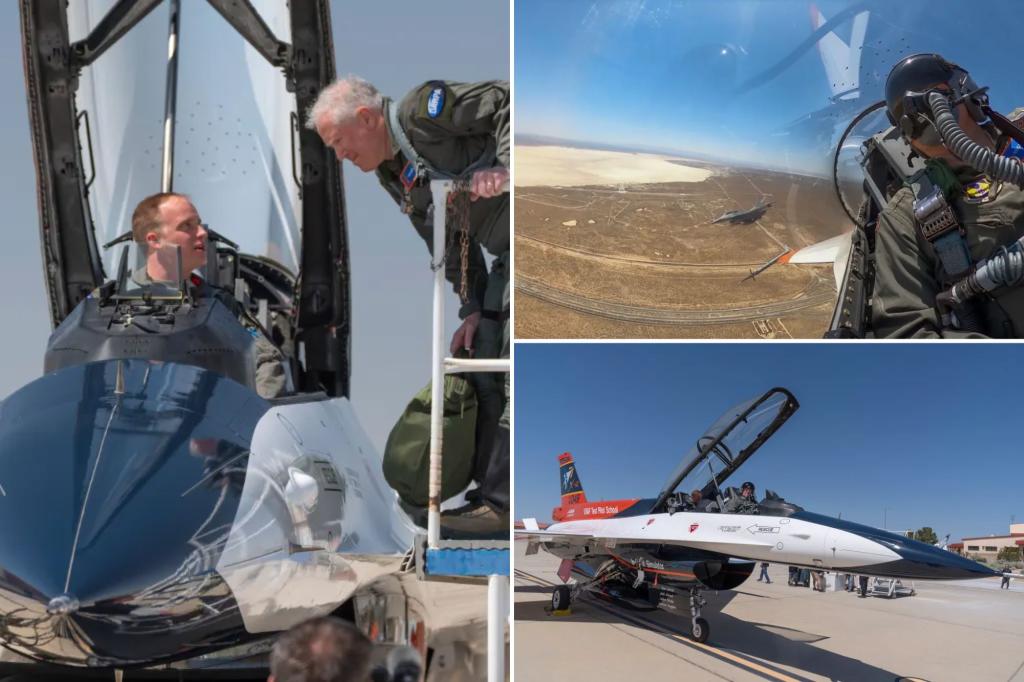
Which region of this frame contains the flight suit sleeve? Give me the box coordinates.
[871,192,986,339]
[409,81,511,168]
[253,334,289,399]
[407,205,488,319]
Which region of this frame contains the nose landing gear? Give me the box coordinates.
[689,586,710,643]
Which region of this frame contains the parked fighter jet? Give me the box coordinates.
[518,388,996,644]
[5,1,489,678]
[710,197,772,224]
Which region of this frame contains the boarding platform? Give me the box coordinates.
[420,179,510,681]
[870,576,916,598]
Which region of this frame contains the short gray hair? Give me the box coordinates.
[306,75,383,130]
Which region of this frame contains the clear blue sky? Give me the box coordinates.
[515,343,1024,542]
[516,0,1024,175]
[0,2,508,452]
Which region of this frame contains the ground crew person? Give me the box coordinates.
[873,54,1024,338]
[307,76,509,537]
[129,192,289,399]
[724,481,760,515]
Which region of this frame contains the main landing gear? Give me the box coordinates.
[689,586,710,643]
[551,584,572,612]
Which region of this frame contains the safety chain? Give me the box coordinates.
[449,178,473,304]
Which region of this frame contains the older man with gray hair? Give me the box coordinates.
[307,76,509,537]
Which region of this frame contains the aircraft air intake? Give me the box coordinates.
[693,559,756,590]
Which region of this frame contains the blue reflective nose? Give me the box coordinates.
[0,360,269,665]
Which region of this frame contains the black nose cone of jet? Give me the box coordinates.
[795,511,998,581]
[0,360,270,666]
[880,538,1000,580]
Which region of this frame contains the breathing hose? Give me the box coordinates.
[935,234,1024,328]
[927,91,1024,186]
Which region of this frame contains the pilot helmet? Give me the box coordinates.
[741,481,755,493]
[884,53,987,143]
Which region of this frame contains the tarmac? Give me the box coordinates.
[514,540,1024,682]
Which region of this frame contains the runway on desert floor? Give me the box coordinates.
[514,144,848,339]
[514,541,1024,682]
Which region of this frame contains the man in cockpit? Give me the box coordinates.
[873,54,1024,338]
[130,192,209,285]
[724,481,760,515]
[307,76,509,536]
[130,192,289,399]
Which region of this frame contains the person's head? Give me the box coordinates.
[741,482,755,498]
[131,192,207,277]
[884,53,994,166]
[690,489,702,504]
[268,616,372,682]
[307,76,392,172]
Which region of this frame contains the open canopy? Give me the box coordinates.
[652,387,799,512]
[21,0,351,395]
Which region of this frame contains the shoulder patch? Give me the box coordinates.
[426,86,445,118]
[417,81,452,123]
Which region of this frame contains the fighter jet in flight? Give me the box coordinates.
[4,1,492,677]
[710,196,773,224]
[518,388,997,644]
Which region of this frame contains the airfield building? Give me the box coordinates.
[952,524,1024,561]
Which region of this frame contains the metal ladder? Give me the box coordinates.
[415,179,510,682]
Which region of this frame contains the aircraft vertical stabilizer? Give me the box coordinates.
[559,452,586,504]
[810,3,868,100]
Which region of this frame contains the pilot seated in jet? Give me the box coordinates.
[127,192,289,399]
[723,481,760,515]
[48,192,291,400]
[873,54,1024,338]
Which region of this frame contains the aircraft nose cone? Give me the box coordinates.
[796,511,997,580]
[889,541,999,580]
[0,360,269,665]
[45,593,79,616]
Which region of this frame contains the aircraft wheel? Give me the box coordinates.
[692,617,710,643]
[551,585,571,612]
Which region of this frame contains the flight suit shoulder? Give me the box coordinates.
[398,80,460,127]
[398,80,510,151]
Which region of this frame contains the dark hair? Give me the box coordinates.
[131,192,190,245]
[269,616,372,682]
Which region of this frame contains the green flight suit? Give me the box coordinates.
[724,495,760,515]
[872,164,1024,338]
[375,80,510,511]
